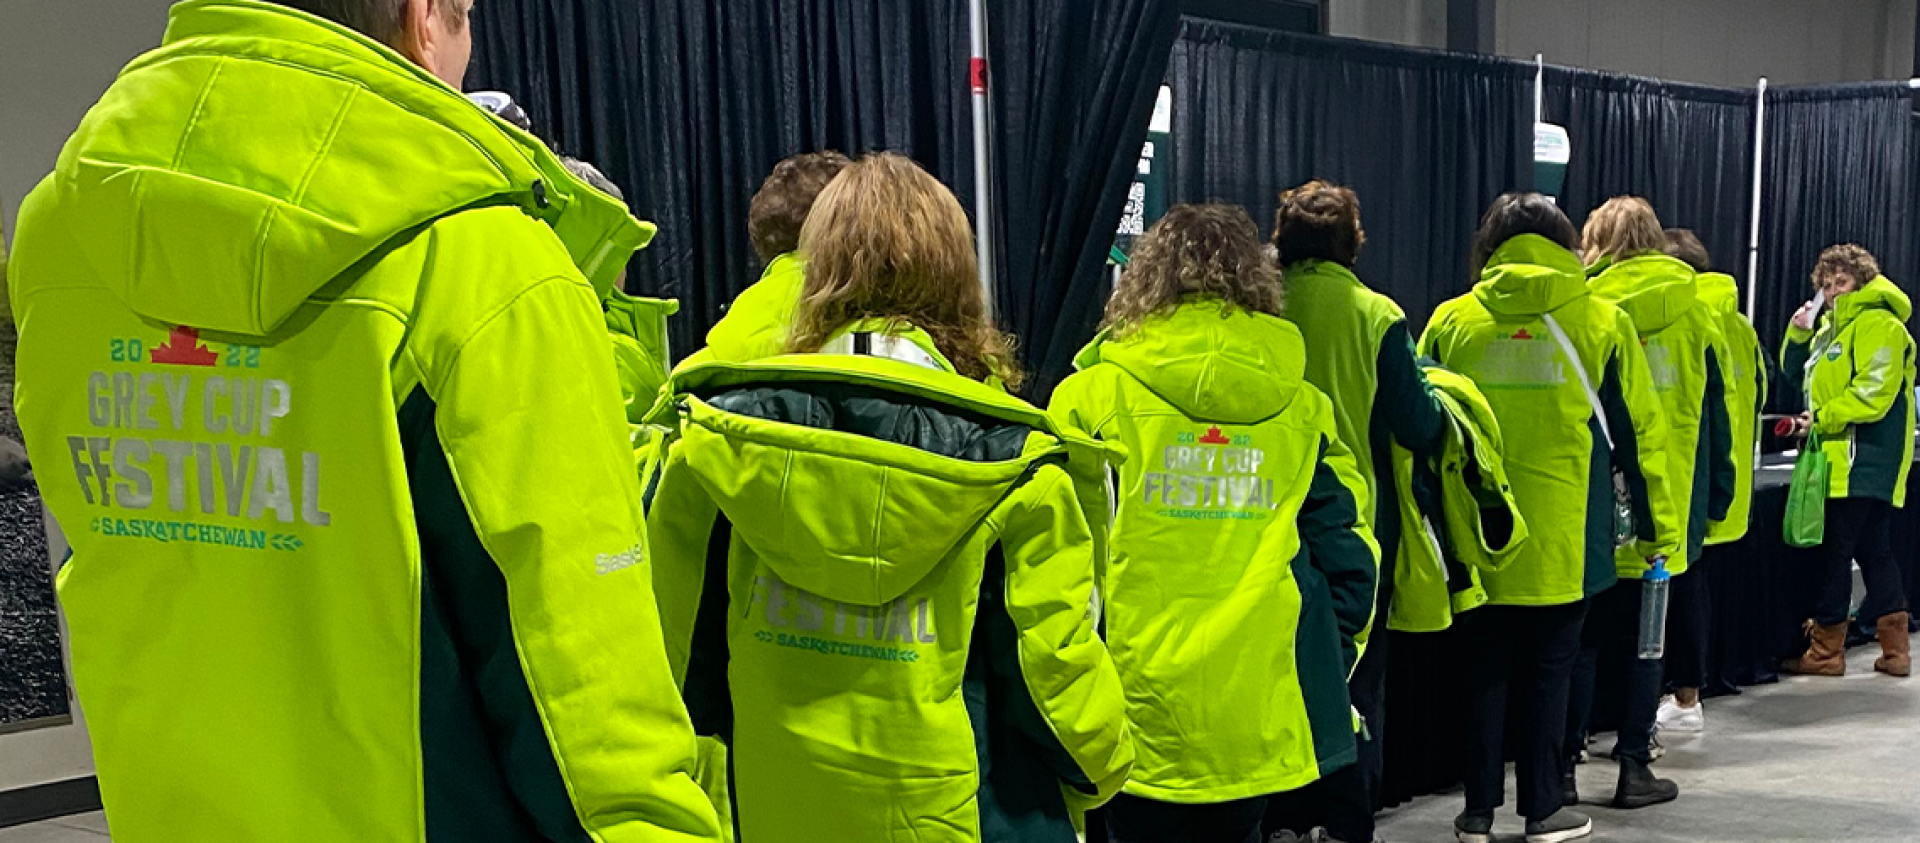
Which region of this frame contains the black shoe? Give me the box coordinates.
[1524,809,1593,843]
[1562,769,1579,806]
[1612,756,1679,809]
[1453,809,1494,843]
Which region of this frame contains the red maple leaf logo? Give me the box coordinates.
[150,327,219,367]
[1198,426,1231,445]
[1512,328,1534,340]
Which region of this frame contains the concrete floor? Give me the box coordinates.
[3,644,1916,842]
[1378,643,1920,842]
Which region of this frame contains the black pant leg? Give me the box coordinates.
[1317,630,1388,840]
[1563,615,1601,770]
[1814,498,1873,625]
[1315,760,1377,842]
[1664,565,1710,690]
[1462,607,1517,814]
[1854,500,1909,622]
[1106,794,1188,843]
[1595,580,1661,764]
[1514,601,1587,822]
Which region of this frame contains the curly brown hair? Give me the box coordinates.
[748,151,852,265]
[1813,244,1881,289]
[1581,196,1665,265]
[785,152,1024,389]
[1272,180,1365,267]
[1102,203,1282,337]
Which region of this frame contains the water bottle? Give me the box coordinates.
[1638,557,1671,660]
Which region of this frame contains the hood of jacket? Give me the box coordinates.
[1695,272,1741,317]
[704,253,806,362]
[1588,253,1701,334]
[666,357,1094,607]
[1836,276,1914,330]
[1073,298,1304,425]
[37,0,650,335]
[1472,234,1591,318]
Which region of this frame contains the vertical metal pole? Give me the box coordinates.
[1534,53,1544,126]
[968,0,996,314]
[1746,77,1767,323]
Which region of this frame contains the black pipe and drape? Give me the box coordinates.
[1166,21,1533,330]
[470,0,973,360]
[1542,69,1755,280]
[470,0,1175,392]
[988,0,1180,399]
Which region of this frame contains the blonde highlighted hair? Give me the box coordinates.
[1102,203,1282,337]
[1581,196,1665,266]
[786,152,1023,389]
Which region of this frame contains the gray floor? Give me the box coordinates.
[3,645,1916,842]
[1379,644,1920,842]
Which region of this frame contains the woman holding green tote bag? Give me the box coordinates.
[1779,245,1918,677]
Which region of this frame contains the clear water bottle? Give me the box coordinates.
[1638,557,1671,660]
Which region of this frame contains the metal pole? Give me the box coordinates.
[968,0,996,314]
[1746,77,1767,323]
[1534,54,1544,126]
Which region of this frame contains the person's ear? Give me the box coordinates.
[398,0,436,67]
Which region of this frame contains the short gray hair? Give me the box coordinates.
[561,157,626,205]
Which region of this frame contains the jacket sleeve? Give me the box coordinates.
[994,464,1135,811]
[1298,430,1383,672]
[1703,344,1737,522]
[1376,320,1448,457]
[1780,324,1814,402]
[431,275,722,843]
[1599,313,1684,563]
[1815,315,1914,433]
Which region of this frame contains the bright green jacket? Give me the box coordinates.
[1386,366,1528,632]
[1588,254,1736,571]
[1697,273,1768,544]
[1421,235,1682,606]
[646,351,1133,843]
[1782,277,1917,506]
[607,291,680,423]
[678,252,806,368]
[1282,260,1447,566]
[7,3,717,841]
[1050,299,1379,802]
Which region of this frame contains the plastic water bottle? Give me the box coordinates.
[1638,558,1671,660]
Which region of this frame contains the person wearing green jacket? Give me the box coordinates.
[680,151,851,367]
[1263,181,1446,843]
[1567,198,1735,810]
[648,152,1131,843]
[7,2,719,841]
[1655,228,1768,734]
[1779,245,1917,677]
[1421,194,1682,843]
[1050,204,1378,843]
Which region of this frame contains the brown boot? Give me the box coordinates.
[1875,612,1911,676]
[1783,620,1848,676]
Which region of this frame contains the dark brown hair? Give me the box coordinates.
[1103,203,1283,337]
[1662,228,1711,273]
[1272,180,1365,266]
[786,153,1023,389]
[1813,244,1881,289]
[748,151,853,265]
[1469,192,1580,277]
[275,0,466,48]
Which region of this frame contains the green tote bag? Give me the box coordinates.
[1784,433,1828,548]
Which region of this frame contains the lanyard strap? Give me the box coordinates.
[1541,313,1614,450]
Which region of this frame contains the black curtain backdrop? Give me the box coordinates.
[988,0,1180,399]
[1755,84,1920,412]
[469,0,972,359]
[1543,68,1755,281]
[1166,20,1533,331]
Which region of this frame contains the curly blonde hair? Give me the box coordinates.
[1102,203,1282,337]
[785,152,1023,389]
[1581,196,1665,265]
[1813,244,1881,290]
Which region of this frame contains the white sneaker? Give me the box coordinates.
[1656,696,1705,733]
